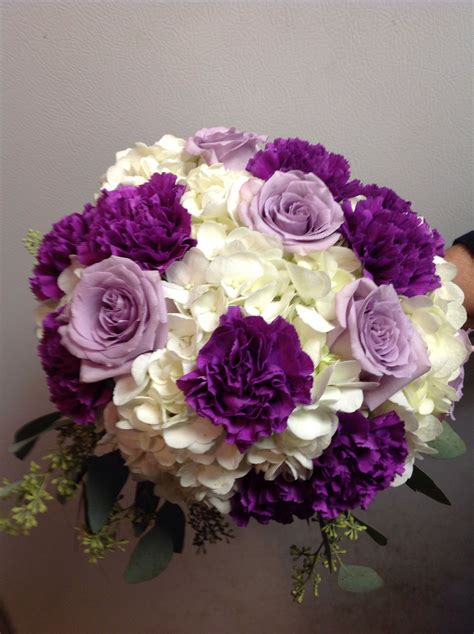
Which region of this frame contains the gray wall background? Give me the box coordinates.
[0,2,472,633]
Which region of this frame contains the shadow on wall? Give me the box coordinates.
[0,600,15,634]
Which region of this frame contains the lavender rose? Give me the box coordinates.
[239,170,344,254]
[60,256,168,382]
[329,278,430,410]
[177,306,314,451]
[185,126,266,171]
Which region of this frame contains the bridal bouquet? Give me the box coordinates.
[2,127,470,600]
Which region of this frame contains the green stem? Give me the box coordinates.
[318,513,333,573]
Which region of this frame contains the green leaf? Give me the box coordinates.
[0,481,21,499]
[133,481,160,537]
[124,522,173,584]
[338,565,384,593]
[429,421,466,459]
[9,436,44,457]
[406,465,451,506]
[11,411,63,459]
[84,451,128,533]
[156,502,185,553]
[352,516,388,546]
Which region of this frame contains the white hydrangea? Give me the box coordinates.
[403,258,469,386]
[101,135,197,190]
[248,360,366,480]
[180,163,251,227]
[163,227,293,332]
[101,335,250,508]
[275,247,361,368]
[388,257,471,485]
[34,257,85,338]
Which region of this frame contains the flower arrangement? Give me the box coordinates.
[2,127,471,600]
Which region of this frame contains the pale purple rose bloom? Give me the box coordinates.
[329,278,430,410]
[238,170,344,254]
[60,256,168,382]
[185,126,266,170]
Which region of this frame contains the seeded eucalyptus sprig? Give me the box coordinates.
[22,229,43,258]
[0,416,99,535]
[188,502,235,553]
[290,512,385,603]
[77,504,130,563]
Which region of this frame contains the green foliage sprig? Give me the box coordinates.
[0,420,99,535]
[77,504,130,563]
[188,502,234,553]
[22,229,43,258]
[290,512,375,603]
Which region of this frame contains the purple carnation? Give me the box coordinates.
[230,471,313,526]
[38,310,113,424]
[177,307,314,452]
[30,213,90,300]
[77,172,196,273]
[342,185,444,296]
[308,410,408,518]
[246,137,361,201]
[230,410,408,526]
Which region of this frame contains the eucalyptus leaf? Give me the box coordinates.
[406,465,451,506]
[429,421,466,459]
[84,451,128,534]
[11,411,63,460]
[9,435,45,456]
[157,501,185,553]
[124,523,173,584]
[338,565,384,593]
[133,481,160,537]
[0,481,21,499]
[352,516,388,546]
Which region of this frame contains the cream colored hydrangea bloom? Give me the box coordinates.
[389,257,471,485]
[101,135,197,190]
[247,359,366,480]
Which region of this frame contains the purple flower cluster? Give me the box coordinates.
[230,410,408,526]
[177,307,314,451]
[30,172,195,300]
[30,213,90,300]
[38,311,113,424]
[78,172,196,273]
[342,185,444,296]
[246,137,361,201]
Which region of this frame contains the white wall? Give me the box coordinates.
[1,2,472,633]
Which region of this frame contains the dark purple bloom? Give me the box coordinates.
[30,213,90,300]
[341,185,444,296]
[307,410,408,519]
[77,172,196,273]
[230,471,312,526]
[246,137,361,201]
[38,310,113,424]
[230,410,408,526]
[177,307,314,451]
